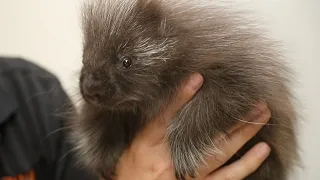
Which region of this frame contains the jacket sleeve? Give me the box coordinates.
[0,57,97,180]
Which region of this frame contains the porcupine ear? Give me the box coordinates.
[136,0,170,36]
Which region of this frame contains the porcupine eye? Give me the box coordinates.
[121,57,132,68]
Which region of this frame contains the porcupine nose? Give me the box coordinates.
[81,73,115,105]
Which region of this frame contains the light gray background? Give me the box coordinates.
[0,0,319,179]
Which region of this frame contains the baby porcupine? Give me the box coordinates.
[70,0,299,179]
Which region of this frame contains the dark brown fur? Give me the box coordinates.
[70,0,299,179]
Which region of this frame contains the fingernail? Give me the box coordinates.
[188,73,203,90]
[247,102,268,121]
[249,102,268,120]
[254,108,271,123]
[254,102,268,114]
[256,102,268,112]
[256,142,271,158]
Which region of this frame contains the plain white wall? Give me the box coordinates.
[0,0,319,179]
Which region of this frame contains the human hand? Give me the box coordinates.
[114,73,271,180]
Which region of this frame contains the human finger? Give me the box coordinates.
[140,73,203,144]
[197,103,271,177]
[206,142,271,180]
[160,73,204,122]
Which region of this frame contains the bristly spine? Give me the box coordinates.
[71,0,299,179]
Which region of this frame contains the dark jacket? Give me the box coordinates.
[0,57,97,180]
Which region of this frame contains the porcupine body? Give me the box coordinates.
[69,0,299,179]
